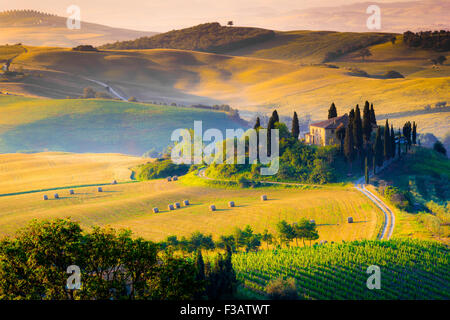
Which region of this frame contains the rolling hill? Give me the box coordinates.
[0,10,157,47]
[0,96,246,155]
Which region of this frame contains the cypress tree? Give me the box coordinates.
[328,103,337,119]
[349,108,355,123]
[403,121,412,151]
[291,112,300,139]
[374,126,383,168]
[353,105,363,153]
[412,121,417,145]
[253,117,261,130]
[362,101,372,142]
[195,250,205,281]
[272,110,279,123]
[390,125,396,158]
[344,122,355,171]
[365,157,369,184]
[267,115,276,157]
[383,119,390,160]
[398,129,402,158]
[369,103,376,124]
[336,125,346,154]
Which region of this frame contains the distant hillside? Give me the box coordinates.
[0,96,246,155]
[0,10,157,47]
[100,22,275,53]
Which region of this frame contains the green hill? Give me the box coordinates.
[234,239,450,299]
[100,22,275,53]
[0,96,246,155]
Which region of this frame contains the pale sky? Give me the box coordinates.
[1,0,421,32]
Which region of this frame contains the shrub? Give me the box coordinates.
[383,70,404,79]
[135,159,189,180]
[265,277,299,300]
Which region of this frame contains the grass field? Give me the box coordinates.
[0,153,381,242]
[0,95,244,155]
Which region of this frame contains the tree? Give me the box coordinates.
[265,277,299,300]
[267,115,276,157]
[369,103,377,125]
[391,37,396,45]
[373,126,383,168]
[336,125,346,154]
[433,141,447,156]
[344,122,355,171]
[403,121,412,152]
[227,21,233,27]
[262,229,273,250]
[349,108,355,123]
[328,103,337,119]
[436,55,447,65]
[353,105,363,153]
[272,110,279,123]
[291,112,300,139]
[359,48,372,61]
[412,122,417,145]
[383,119,391,160]
[390,125,396,158]
[365,157,369,184]
[253,117,261,130]
[276,220,295,247]
[362,101,372,142]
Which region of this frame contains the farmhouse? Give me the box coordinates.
[305,114,349,146]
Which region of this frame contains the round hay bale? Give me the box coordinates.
[167,177,172,182]
[98,187,103,192]
[347,217,353,223]
[43,195,48,200]
[152,207,159,213]
[183,200,190,206]
[261,195,267,201]
[54,193,59,199]
[168,204,174,211]
[228,201,235,207]
[112,180,117,185]
[174,202,181,208]
[172,176,178,181]
[69,190,75,195]
[209,204,216,211]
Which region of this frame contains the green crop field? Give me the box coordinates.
[233,239,450,300]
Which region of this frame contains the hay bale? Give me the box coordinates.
[54,193,59,199]
[69,190,74,195]
[98,187,103,192]
[209,204,216,211]
[183,200,189,206]
[172,176,178,181]
[261,195,267,201]
[43,195,48,200]
[112,180,117,185]
[152,207,159,213]
[167,177,172,182]
[174,202,181,208]
[347,217,353,223]
[228,201,235,207]
[168,204,174,210]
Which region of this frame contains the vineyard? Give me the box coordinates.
[233,239,450,299]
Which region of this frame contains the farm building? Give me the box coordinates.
[305,114,349,146]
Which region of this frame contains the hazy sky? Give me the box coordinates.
[1,0,420,31]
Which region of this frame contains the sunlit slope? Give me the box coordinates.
[0,168,381,241]
[0,96,245,155]
[0,152,146,194]
[4,39,450,121]
[0,10,157,47]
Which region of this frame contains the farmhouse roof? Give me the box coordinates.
[310,114,349,129]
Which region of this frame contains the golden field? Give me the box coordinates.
[0,153,382,242]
